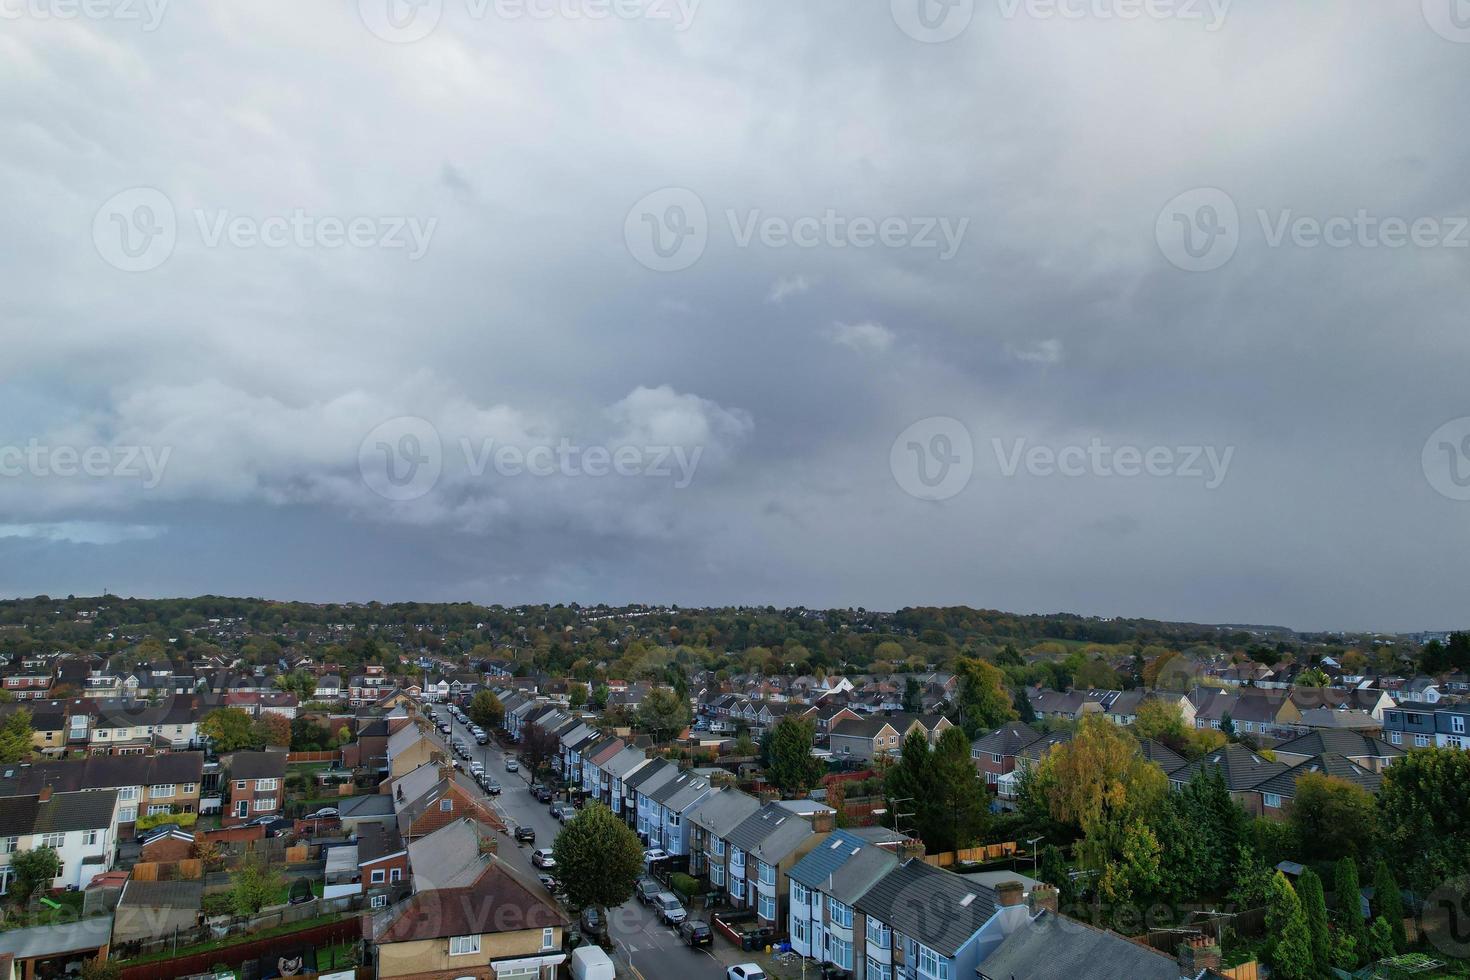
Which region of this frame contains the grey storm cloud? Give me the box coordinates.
[1,0,1469,630]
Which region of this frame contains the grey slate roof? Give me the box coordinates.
[1252,752,1383,798]
[1172,743,1287,791]
[625,757,676,792]
[789,829,897,907]
[855,859,997,957]
[976,909,1184,980]
[687,787,761,836]
[118,879,203,910]
[648,769,710,808]
[971,723,1044,758]
[34,790,119,834]
[602,746,650,779]
[1271,730,1403,760]
[1136,738,1189,775]
[725,803,816,865]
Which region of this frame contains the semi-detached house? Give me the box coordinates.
[0,787,120,893]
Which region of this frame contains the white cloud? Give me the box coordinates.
[1007,339,1063,365]
[825,321,895,355]
[0,523,165,545]
[767,275,814,304]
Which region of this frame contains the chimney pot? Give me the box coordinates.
[1177,937,1221,974]
[1029,883,1058,915]
[995,881,1024,907]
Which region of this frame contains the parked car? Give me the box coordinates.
[570,945,615,980]
[678,920,713,948]
[549,803,570,821]
[476,733,490,745]
[537,872,559,891]
[514,825,536,844]
[304,807,338,819]
[643,848,670,867]
[532,785,554,802]
[634,876,661,905]
[653,892,687,925]
[531,848,557,869]
[505,758,520,772]
[727,966,767,980]
[580,906,609,944]
[485,778,502,795]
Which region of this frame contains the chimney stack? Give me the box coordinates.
[994,880,1024,908]
[38,786,53,803]
[1177,936,1221,975]
[809,809,835,833]
[1029,883,1058,915]
[897,837,926,863]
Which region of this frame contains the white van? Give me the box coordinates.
[570,945,615,980]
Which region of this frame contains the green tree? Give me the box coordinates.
[1369,859,1405,953]
[1220,712,1236,740]
[0,708,33,763]
[201,707,259,752]
[902,677,923,714]
[884,729,933,835]
[1266,872,1315,980]
[273,671,317,701]
[765,716,825,798]
[79,960,122,980]
[636,688,689,744]
[950,658,1016,738]
[552,802,644,924]
[590,684,610,710]
[9,846,60,904]
[289,716,331,751]
[1366,916,1394,963]
[569,684,588,710]
[1296,868,1331,976]
[1376,747,1470,892]
[1288,772,1375,863]
[1097,819,1163,905]
[923,727,989,853]
[1011,684,1036,725]
[469,690,504,730]
[1038,844,1077,908]
[1132,700,1191,754]
[1333,857,1365,962]
[229,855,282,915]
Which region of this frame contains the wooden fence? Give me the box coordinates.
[287,750,342,764]
[922,842,1018,867]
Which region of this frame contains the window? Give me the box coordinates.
[759,892,777,920]
[793,882,810,905]
[253,797,276,812]
[867,959,893,980]
[758,861,775,886]
[371,869,386,883]
[119,806,137,823]
[255,778,278,792]
[118,786,139,801]
[827,896,853,928]
[713,838,726,856]
[829,937,853,970]
[730,847,745,871]
[1264,793,1282,809]
[1455,716,1467,734]
[391,867,402,882]
[729,878,744,900]
[41,832,66,848]
[147,805,171,816]
[1388,731,1402,744]
[710,863,725,886]
[371,894,387,909]
[793,918,807,944]
[150,784,176,797]
[449,935,481,956]
[989,753,1002,764]
[918,946,948,980]
[440,799,453,812]
[1,837,17,854]
[235,780,246,790]
[183,783,197,794]
[542,927,555,950]
[1415,734,1431,748]
[866,917,891,948]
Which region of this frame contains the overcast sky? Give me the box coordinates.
[2,0,1468,631]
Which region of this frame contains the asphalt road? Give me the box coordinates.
[422,704,732,980]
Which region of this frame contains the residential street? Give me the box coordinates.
[424,707,738,980]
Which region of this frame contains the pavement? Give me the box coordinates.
[423,705,787,980]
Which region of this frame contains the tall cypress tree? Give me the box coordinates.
[1370,859,1406,953]
[1334,857,1366,963]
[1296,868,1331,975]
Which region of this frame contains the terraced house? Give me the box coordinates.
[718,802,834,932]
[0,752,204,834]
[687,786,761,882]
